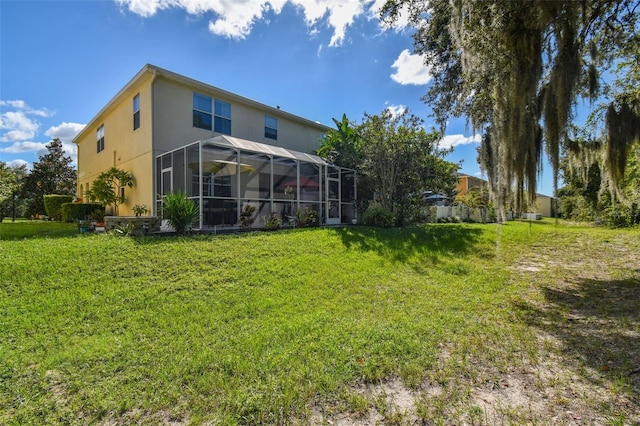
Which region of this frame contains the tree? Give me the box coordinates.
[358,109,458,225]
[456,186,491,223]
[316,113,363,170]
[381,0,640,221]
[0,162,28,221]
[20,138,76,217]
[85,167,135,215]
[317,114,374,215]
[318,110,458,226]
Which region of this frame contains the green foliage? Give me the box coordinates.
[318,111,458,225]
[238,204,257,230]
[558,195,595,222]
[85,167,135,215]
[361,203,395,228]
[381,0,640,218]
[559,137,639,226]
[262,212,282,231]
[358,109,457,225]
[0,162,28,220]
[112,221,136,236]
[456,187,492,223]
[43,195,74,221]
[296,206,319,227]
[132,204,149,216]
[61,203,103,222]
[162,191,199,235]
[20,139,76,217]
[316,113,363,169]
[599,204,639,228]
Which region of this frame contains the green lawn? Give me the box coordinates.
[1,220,638,424]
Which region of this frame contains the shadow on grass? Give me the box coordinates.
[328,224,487,264]
[516,277,640,391]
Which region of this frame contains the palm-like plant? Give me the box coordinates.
[162,191,199,235]
[85,167,134,215]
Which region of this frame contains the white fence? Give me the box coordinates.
[430,206,514,223]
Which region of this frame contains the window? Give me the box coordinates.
[214,100,231,135]
[133,94,140,130]
[193,92,212,130]
[264,115,277,140]
[96,124,105,153]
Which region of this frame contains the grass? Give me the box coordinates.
[0,219,638,424]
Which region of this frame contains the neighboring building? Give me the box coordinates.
[73,64,356,229]
[456,173,487,196]
[455,173,556,218]
[532,194,556,218]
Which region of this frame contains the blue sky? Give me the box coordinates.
[0,0,555,195]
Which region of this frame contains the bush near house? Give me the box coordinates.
[362,203,395,227]
[61,203,104,223]
[43,195,74,221]
[162,191,199,235]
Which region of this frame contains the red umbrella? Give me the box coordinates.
[281,177,320,188]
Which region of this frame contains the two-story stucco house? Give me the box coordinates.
[73,64,356,229]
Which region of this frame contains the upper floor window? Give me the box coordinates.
[193,92,212,130]
[264,115,277,140]
[214,100,231,135]
[133,94,140,130]
[96,124,105,153]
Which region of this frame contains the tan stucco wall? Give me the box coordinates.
[534,196,554,217]
[77,66,329,217]
[76,72,155,215]
[152,77,326,156]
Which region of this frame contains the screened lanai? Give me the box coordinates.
[156,135,356,229]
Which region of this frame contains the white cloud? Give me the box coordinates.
[7,159,29,169]
[45,122,86,144]
[390,49,432,85]
[0,100,54,142]
[116,0,369,47]
[0,100,27,109]
[0,141,48,154]
[386,104,407,118]
[0,111,40,141]
[438,133,481,150]
[0,100,79,164]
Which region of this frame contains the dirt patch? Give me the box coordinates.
[309,231,640,425]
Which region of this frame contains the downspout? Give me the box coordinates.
[150,68,158,216]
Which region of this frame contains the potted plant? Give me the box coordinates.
[78,218,91,234]
[90,208,105,227]
[133,204,149,216]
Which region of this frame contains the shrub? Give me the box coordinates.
[601,205,632,228]
[43,195,74,221]
[296,206,319,227]
[238,204,257,230]
[162,191,199,235]
[262,212,282,231]
[61,203,103,222]
[362,204,395,228]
